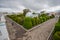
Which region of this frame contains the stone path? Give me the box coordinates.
[25,17,58,40]
[0,16,10,40]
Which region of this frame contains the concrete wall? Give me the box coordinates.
[5,16,26,40]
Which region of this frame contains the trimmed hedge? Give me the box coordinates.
[53,32,60,40]
[7,13,55,29]
[31,18,36,26]
[53,17,60,40]
[23,17,32,29]
[54,23,60,32]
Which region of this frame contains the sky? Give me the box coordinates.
[0,0,60,12]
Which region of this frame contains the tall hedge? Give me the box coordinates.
[53,17,60,40]
[7,13,55,29]
[50,14,55,18]
[23,17,32,29]
[31,18,36,26]
[54,23,60,32]
[53,32,60,40]
[34,17,40,25]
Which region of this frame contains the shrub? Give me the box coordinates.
[31,18,36,26]
[23,17,32,29]
[53,32,60,40]
[51,14,55,18]
[58,17,60,22]
[53,17,60,40]
[39,14,51,22]
[40,13,47,17]
[54,22,60,32]
[50,14,55,18]
[16,17,23,25]
[42,17,47,22]
[34,17,40,25]
[39,17,44,23]
[17,14,24,17]
[7,13,54,29]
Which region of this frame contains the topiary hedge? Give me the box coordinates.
[53,17,60,40]
[23,17,32,29]
[31,18,36,26]
[53,32,60,40]
[54,23,60,32]
[7,13,55,29]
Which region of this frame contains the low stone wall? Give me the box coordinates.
[5,16,27,40]
[47,26,55,40]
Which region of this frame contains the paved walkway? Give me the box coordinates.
[0,15,10,40]
[25,17,58,40]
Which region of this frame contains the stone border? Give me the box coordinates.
[47,17,59,40]
[27,18,55,32]
[5,16,28,31]
[47,25,55,40]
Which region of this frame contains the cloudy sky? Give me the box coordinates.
[0,0,60,12]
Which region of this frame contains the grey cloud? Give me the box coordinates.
[0,0,60,12]
[49,0,60,6]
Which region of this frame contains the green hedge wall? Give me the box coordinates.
[53,32,60,40]
[23,17,32,29]
[53,17,60,40]
[7,13,55,29]
[54,23,60,32]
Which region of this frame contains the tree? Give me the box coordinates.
[40,11,45,14]
[38,14,41,18]
[50,14,55,18]
[54,22,60,32]
[32,12,36,14]
[23,9,30,16]
[51,14,55,17]
[17,13,24,17]
[58,17,60,22]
